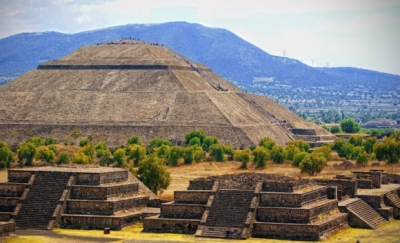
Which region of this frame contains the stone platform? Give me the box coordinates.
[0,166,159,233]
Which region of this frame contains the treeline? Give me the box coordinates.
[1,130,399,193]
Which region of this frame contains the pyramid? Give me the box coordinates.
[0,40,334,148]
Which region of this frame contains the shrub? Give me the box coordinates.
[209,144,233,162]
[127,144,146,166]
[192,146,205,162]
[154,145,171,163]
[168,146,184,166]
[26,137,43,147]
[313,145,332,161]
[332,138,346,152]
[113,148,126,167]
[351,146,365,160]
[72,152,89,164]
[253,146,270,168]
[126,135,142,146]
[234,149,253,164]
[183,147,194,165]
[17,142,36,166]
[356,152,369,165]
[373,135,400,164]
[137,155,171,194]
[35,147,55,164]
[188,137,201,147]
[44,137,57,146]
[48,144,57,154]
[349,135,363,147]
[202,136,219,151]
[285,145,301,161]
[299,152,327,175]
[270,146,286,164]
[330,126,341,133]
[364,137,378,154]
[56,152,70,165]
[184,130,206,146]
[0,141,14,168]
[80,142,94,163]
[259,137,275,150]
[79,138,90,147]
[149,138,172,148]
[340,118,360,133]
[293,151,308,167]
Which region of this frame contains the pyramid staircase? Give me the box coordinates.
[339,198,388,229]
[197,189,257,239]
[14,171,71,229]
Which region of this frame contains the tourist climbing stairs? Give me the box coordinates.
[198,189,256,239]
[386,193,400,208]
[342,198,388,229]
[14,172,71,229]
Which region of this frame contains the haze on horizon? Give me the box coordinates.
[0,0,399,75]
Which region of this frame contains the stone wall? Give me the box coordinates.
[291,129,316,135]
[357,179,373,189]
[143,217,200,233]
[259,187,327,207]
[0,198,19,212]
[187,180,214,190]
[160,203,205,219]
[75,171,127,185]
[383,173,400,184]
[67,195,148,215]
[174,191,211,204]
[357,195,384,209]
[7,171,33,183]
[313,179,357,199]
[371,171,382,188]
[61,214,142,230]
[0,222,16,236]
[71,183,138,200]
[0,183,26,197]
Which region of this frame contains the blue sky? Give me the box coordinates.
[1,0,399,75]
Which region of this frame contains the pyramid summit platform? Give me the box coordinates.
[0,40,334,147]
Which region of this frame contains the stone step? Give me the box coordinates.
[346,199,388,229]
[387,193,400,208]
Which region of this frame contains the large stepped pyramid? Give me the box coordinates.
[0,40,334,148]
[0,166,159,231]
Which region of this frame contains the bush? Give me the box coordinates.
[202,136,219,151]
[149,138,172,148]
[126,135,142,146]
[234,149,253,164]
[137,155,171,194]
[286,140,310,152]
[332,138,346,152]
[209,144,233,162]
[26,137,43,147]
[72,152,89,164]
[259,137,275,150]
[183,147,194,165]
[340,118,360,133]
[293,151,308,167]
[192,146,205,162]
[285,145,301,161]
[79,138,90,147]
[48,144,57,154]
[113,148,126,167]
[330,126,341,133]
[168,146,184,166]
[100,157,113,166]
[313,145,332,161]
[351,146,365,160]
[253,146,270,168]
[364,137,377,154]
[188,137,201,147]
[17,142,36,166]
[270,146,286,164]
[340,143,355,159]
[349,135,363,147]
[299,152,327,175]
[0,141,14,168]
[373,134,400,164]
[127,144,146,166]
[44,137,57,146]
[80,142,94,163]
[35,147,55,164]
[56,152,70,165]
[184,130,206,146]
[356,152,369,165]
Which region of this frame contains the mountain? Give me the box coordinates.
[0,22,398,90]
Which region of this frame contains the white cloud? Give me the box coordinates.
[74,13,92,24]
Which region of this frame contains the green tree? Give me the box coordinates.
[253,146,270,168]
[202,136,219,151]
[26,137,43,147]
[340,143,355,159]
[35,147,55,164]
[349,135,363,147]
[56,152,70,165]
[79,138,90,147]
[287,140,310,153]
[17,142,36,166]
[48,144,57,154]
[234,148,253,168]
[0,141,14,168]
[209,144,233,162]
[351,146,365,160]
[126,135,142,146]
[183,147,194,164]
[356,152,369,165]
[80,142,94,163]
[113,148,126,167]
[127,144,146,166]
[313,145,332,161]
[188,137,201,147]
[285,145,301,161]
[332,138,346,153]
[374,136,400,164]
[340,118,360,133]
[192,146,205,162]
[364,137,378,154]
[270,146,286,164]
[184,130,206,146]
[330,126,341,134]
[44,137,57,146]
[168,146,184,166]
[149,138,172,148]
[95,142,112,159]
[299,152,327,176]
[259,137,275,150]
[293,151,308,167]
[72,152,89,164]
[154,145,171,163]
[136,155,171,194]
